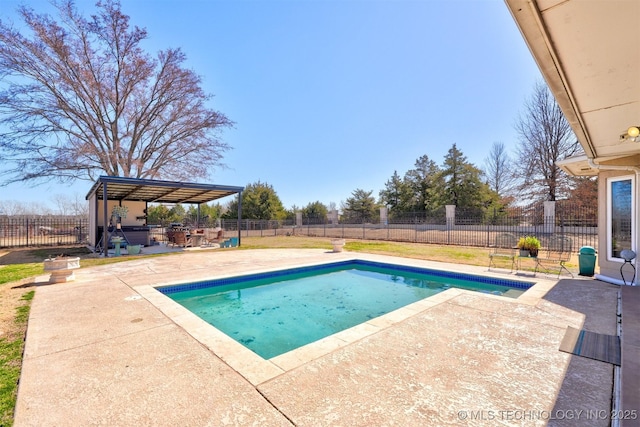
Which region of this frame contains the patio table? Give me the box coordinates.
[190,234,205,247]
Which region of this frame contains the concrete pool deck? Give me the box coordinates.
[15,249,619,426]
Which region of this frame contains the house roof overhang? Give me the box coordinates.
[504,0,640,174]
[85,176,244,204]
[556,155,599,177]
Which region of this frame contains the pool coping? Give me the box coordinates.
[135,254,558,386]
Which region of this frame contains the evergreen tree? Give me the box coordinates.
[440,143,495,212]
[186,202,223,225]
[342,189,378,223]
[224,181,286,220]
[146,204,173,225]
[302,201,328,221]
[379,170,414,214]
[404,155,441,212]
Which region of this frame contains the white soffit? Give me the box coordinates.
[506,0,640,160]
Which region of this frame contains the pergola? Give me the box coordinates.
[85,176,244,256]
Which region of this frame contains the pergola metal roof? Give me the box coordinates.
[86,176,244,204]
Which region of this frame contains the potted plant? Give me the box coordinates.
[111,205,128,219]
[526,236,541,257]
[127,244,141,255]
[517,236,541,257]
[517,237,530,257]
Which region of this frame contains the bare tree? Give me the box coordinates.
[483,141,516,198]
[0,0,232,186]
[0,200,52,215]
[69,193,90,216]
[0,200,23,215]
[514,82,579,201]
[51,193,88,216]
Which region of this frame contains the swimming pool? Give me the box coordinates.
[160,260,532,359]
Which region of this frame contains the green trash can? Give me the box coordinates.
[578,246,597,276]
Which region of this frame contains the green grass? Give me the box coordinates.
[237,236,510,268]
[0,291,34,427]
[0,249,172,287]
[0,264,44,286]
[344,240,487,263]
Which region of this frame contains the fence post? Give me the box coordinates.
[544,201,555,234]
[446,205,455,245]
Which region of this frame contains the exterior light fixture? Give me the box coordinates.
[620,125,640,142]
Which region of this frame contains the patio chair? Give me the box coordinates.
[488,233,517,272]
[166,230,176,246]
[204,228,225,245]
[535,236,574,278]
[171,231,193,248]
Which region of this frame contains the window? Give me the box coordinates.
[608,176,634,260]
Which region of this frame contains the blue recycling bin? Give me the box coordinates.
[578,246,596,276]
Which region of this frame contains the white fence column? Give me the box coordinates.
[544,201,555,234]
[328,210,339,225]
[380,207,388,225]
[446,205,456,229]
[296,212,302,227]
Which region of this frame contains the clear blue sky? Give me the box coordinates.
[1,0,541,210]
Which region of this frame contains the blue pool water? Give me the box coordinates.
[161,260,532,359]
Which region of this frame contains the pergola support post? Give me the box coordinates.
[237,191,242,247]
[102,182,109,257]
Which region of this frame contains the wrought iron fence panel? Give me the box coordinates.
[0,201,598,253]
[0,216,89,248]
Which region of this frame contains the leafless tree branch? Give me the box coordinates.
[514,82,579,201]
[0,0,232,186]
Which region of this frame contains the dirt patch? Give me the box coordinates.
[0,246,93,265]
[0,279,34,340]
[0,249,43,265]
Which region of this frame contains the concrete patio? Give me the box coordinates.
[14,249,620,426]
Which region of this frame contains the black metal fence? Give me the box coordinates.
[221,202,599,252]
[0,216,89,248]
[0,202,598,252]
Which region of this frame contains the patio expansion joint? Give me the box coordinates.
[253,386,296,425]
[24,322,176,361]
